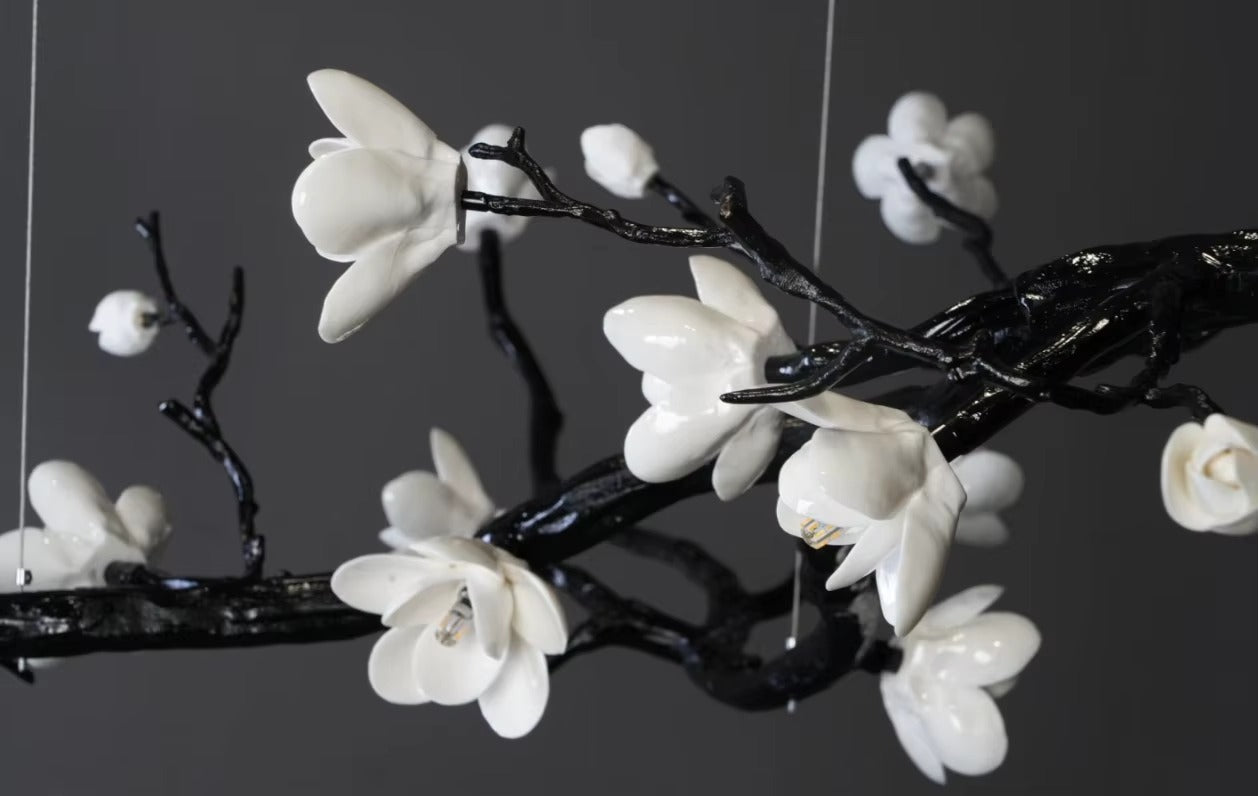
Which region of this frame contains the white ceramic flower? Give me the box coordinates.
[377,428,497,551]
[951,448,1023,547]
[880,585,1041,784]
[603,255,797,500]
[331,537,567,739]
[1162,413,1258,534]
[0,460,171,592]
[775,401,966,636]
[458,124,544,251]
[292,69,465,343]
[89,290,160,356]
[853,91,997,244]
[580,124,659,199]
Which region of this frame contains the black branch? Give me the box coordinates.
[476,228,563,490]
[1,145,1256,713]
[136,213,263,578]
[896,157,1010,288]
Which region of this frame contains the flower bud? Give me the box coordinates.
[580,124,658,199]
[89,290,160,356]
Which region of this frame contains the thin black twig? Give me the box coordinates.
[461,128,730,248]
[135,213,263,578]
[896,157,1010,288]
[647,174,719,228]
[477,228,563,490]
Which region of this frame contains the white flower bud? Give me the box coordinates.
[89,290,160,356]
[580,124,659,199]
[1161,413,1258,534]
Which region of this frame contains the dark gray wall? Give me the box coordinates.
[0,1,1254,793]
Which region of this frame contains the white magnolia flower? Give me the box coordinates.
[0,460,171,592]
[880,585,1041,784]
[776,400,966,636]
[89,290,160,356]
[952,448,1024,547]
[580,124,659,199]
[458,124,544,251]
[603,255,797,500]
[331,537,567,739]
[292,69,465,343]
[1162,413,1258,535]
[377,428,497,551]
[853,91,997,244]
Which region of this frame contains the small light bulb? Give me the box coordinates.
[434,589,474,647]
[799,518,844,549]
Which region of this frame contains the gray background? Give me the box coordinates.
[0,0,1255,793]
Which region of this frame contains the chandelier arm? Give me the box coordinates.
[476,228,563,490]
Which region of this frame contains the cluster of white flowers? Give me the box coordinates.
[287,72,1257,772]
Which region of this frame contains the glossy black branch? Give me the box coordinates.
[895,157,1010,288]
[647,173,719,228]
[136,214,263,578]
[460,128,730,248]
[547,527,899,710]
[477,228,563,490]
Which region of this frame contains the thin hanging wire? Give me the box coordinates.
[786,0,837,713]
[16,0,41,599]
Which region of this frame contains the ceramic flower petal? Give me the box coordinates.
[604,296,760,382]
[853,135,901,199]
[381,580,464,627]
[306,69,458,162]
[712,408,782,501]
[624,402,756,484]
[478,634,550,738]
[503,562,568,655]
[888,92,948,144]
[330,553,457,614]
[114,485,171,556]
[825,523,900,590]
[293,149,449,257]
[953,450,1023,515]
[917,680,1008,776]
[780,427,930,523]
[880,185,940,244]
[413,625,505,705]
[687,255,787,342]
[879,463,966,635]
[367,626,429,705]
[410,536,501,570]
[429,428,495,520]
[953,513,1010,547]
[881,677,947,784]
[917,613,1041,688]
[308,137,351,158]
[466,567,513,660]
[942,113,995,176]
[317,232,453,343]
[28,461,127,559]
[381,471,484,543]
[916,584,1003,633]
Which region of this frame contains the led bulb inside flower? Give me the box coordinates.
[434,589,474,647]
[800,518,844,549]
